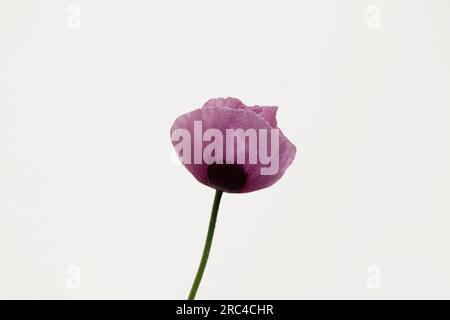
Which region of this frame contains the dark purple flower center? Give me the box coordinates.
[206,163,247,193]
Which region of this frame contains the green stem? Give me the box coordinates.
[188,189,223,300]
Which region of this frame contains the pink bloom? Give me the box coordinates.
[170,97,296,193]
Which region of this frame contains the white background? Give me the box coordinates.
[1,0,450,299]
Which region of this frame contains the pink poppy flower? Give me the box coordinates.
[170,97,297,300]
[170,97,296,193]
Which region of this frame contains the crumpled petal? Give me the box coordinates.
[203,97,246,109]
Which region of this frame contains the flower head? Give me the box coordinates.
[171,97,296,193]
